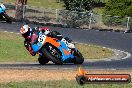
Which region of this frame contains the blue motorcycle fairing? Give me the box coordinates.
[58,41,74,61]
[0,6,5,13]
[32,42,42,53]
[31,31,75,62]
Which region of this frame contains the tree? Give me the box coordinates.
[15,0,27,21]
[102,0,132,25]
[60,0,95,28]
[103,0,132,17]
[62,0,94,12]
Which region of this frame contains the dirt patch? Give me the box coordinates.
[0,69,132,83]
[0,69,76,83]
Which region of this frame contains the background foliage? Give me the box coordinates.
[102,0,132,25]
[62,0,94,12]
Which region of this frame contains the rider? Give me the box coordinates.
[0,4,6,20]
[20,24,72,56]
[0,4,11,23]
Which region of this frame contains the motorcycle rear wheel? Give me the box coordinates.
[73,50,84,64]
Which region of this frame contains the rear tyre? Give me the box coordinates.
[43,45,63,65]
[73,50,84,64]
[38,55,49,65]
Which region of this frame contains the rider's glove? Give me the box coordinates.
[24,40,30,47]
[32,27,39,32]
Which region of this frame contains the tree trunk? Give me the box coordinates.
[15,0,27,21]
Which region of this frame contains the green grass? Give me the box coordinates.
[0,32,37,62]
[0,80,131,88]
[3,0,64,9]
[0,32,113,62]
[76,43,113,59]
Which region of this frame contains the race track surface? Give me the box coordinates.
[0,22,132,69]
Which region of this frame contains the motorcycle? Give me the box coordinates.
[31,30,84,65]
[0,4,12,23]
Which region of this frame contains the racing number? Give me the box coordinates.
[38,34,46,43]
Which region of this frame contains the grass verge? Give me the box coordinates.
[0,80,131,88]
[0,32,36,62]
[0,69,132,87]
[0,32,114,62]
[76,43,113,59]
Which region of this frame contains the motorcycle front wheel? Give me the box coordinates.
[43,44,63,65]
[38,55,49,65]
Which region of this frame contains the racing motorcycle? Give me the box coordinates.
[31,30,84,65]
[0,4,12,23]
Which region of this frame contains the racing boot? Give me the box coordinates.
[28,47,36,56]
[24,42,36,56]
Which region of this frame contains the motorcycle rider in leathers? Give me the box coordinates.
[20,25,73,56]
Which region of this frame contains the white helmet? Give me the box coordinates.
[20,25,32,34]
[39,27,50,35]
[0,4,6,11]
[44,28,50,35]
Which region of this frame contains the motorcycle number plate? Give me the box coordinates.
[38,34,46,44]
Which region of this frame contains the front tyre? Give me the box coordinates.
[73,50,84,64]
[38,55,49,65]
[43,45,63,65]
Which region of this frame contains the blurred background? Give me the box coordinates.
[0,0,132,32]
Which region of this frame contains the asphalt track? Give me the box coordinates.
[0,22,132,70]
